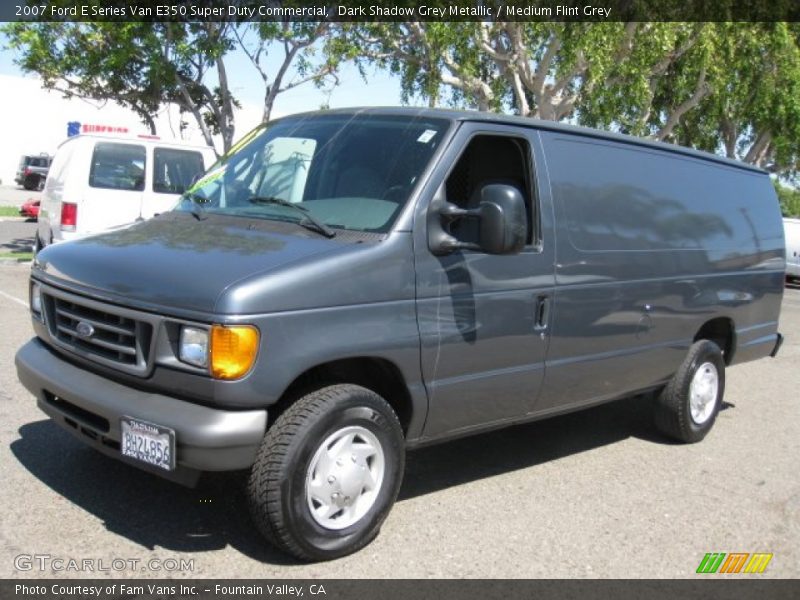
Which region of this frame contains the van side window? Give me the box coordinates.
[89,143,146,192]
[547,136,768,251]
[153,148,205,194]
[445,135,536,246]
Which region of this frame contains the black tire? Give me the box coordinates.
[247,384,405,561]
[33,233,43,255]
[23,174,44,191]
[655,339,726,443]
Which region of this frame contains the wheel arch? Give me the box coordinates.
[271,356,415,437]
[694,317,736,365]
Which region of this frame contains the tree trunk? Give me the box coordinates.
[262,42,301,124]
[744,130,773,166]
[215,51,235,152]
[139,110,157,135]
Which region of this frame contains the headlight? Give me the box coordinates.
[30,283,42,315]
[179,326,209,368]
[210,324,259,380]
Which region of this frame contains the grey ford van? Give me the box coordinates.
[15,108,785,560]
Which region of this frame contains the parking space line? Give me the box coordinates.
[0,290,27,308]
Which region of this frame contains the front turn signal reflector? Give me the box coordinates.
[210,325,259,380]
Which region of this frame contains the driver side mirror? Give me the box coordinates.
[428,183,527,256]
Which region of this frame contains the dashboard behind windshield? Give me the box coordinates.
[176,113,451,234]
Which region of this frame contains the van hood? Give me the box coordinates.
[33,213,348,315]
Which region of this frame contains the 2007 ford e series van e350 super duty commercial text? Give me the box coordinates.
[15,108,786,561]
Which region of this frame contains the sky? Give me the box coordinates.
[0,31,413,184]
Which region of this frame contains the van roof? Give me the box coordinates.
[278,106,765,175]
[58,133,214,152]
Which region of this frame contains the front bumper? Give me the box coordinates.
[15,338,267,486]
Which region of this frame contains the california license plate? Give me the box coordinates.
[120,417,175,471]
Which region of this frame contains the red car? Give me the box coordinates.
[19,199,40,220]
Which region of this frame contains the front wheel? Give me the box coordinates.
[247,384,405,561]
[654,339,726,443]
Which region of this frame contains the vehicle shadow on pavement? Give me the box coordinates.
[10,420,299,566]
[400,394,734,500]
[2,236,34,253]
[10,394,734,565]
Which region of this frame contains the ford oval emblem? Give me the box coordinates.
[75,321,95,339]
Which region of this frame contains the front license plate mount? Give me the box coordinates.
[120,416,176,471]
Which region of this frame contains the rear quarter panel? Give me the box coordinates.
[39,138,84,244]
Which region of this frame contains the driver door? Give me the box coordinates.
[413,124,556,439]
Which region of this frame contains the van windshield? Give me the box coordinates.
[175,113,450,234]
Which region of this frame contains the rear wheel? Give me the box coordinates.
[654,340,726,443]
[23,174,42,191]
[247,384,405,561]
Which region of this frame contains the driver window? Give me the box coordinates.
[445,135,535,246]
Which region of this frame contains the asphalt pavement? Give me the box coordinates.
[0,261,798,578]
[0,186,38,256]
[0,184,42,207]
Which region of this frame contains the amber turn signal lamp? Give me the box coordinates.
[210,325,259,380]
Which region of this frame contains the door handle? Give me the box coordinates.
[534,295,550,330]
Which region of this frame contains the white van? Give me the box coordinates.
[36,134,216,251]
[785,217,800,281]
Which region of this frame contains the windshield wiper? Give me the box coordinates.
[182,192,209,221]
[248,196,336,239]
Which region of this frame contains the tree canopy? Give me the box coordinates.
[342,21,800,177]
[3,20,337,153]
[5,19,800,177]
[775,181,800,217]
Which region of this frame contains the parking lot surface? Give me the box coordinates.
[0,185,41,208]
[0,186,38,256]
[1,260,798,578]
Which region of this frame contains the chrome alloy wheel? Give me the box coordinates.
[689,361,719,425]
[305,425,385,530]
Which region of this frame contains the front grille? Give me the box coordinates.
[41,289,154,376]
